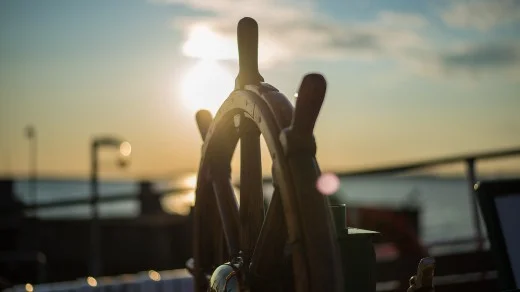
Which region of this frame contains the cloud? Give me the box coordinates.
[442,43,520,69]
[437,42,520,79]
[377,11,428,28]
[441,0,520,31]
[396,41,520,80]
[154,0,430,66]
[150,0,520,79]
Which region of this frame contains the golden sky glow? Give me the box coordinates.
[180,60,235,116]
[1,0,519,179]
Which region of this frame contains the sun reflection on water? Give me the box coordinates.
[162,191,195,216]
[160,174,197,216]
[160,173,240,216]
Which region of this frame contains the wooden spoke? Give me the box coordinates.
[212,168,240,258]
[281,73,344,292]
[192,17,345,292]
[196,110,213,140]
[249,183,287,287]
[239,119,265,261]
[193,182,221,291]
[290,74,326,137]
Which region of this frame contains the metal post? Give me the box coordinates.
[89,141,101,276]
[25,126,38,212]
[32,131,37,211]
[466,158,483,251]
[87,136,129,277]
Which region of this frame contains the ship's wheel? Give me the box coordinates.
[189,17,344,292]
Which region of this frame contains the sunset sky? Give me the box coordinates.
[1,0,519,179]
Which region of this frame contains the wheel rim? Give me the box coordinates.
[191,17,344,292]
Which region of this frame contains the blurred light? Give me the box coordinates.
[162,191,195,216]
[183,174,198,189]
[87,276,98,287]
[294,92,298,98]
[119,141,132,156]
[25,283,33,292]
[316,173,340,196]
[148,270,161,281]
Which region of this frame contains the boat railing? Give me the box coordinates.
[21,146,520,253]
[5,146,519,291]
[331,146,520,253]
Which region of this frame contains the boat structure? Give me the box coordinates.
[2,17,520,292]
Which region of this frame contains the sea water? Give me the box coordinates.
[12,174,487,245]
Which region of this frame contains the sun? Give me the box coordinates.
[178,23,282,115]
[178,25,237,115]
[180,60,235,115]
